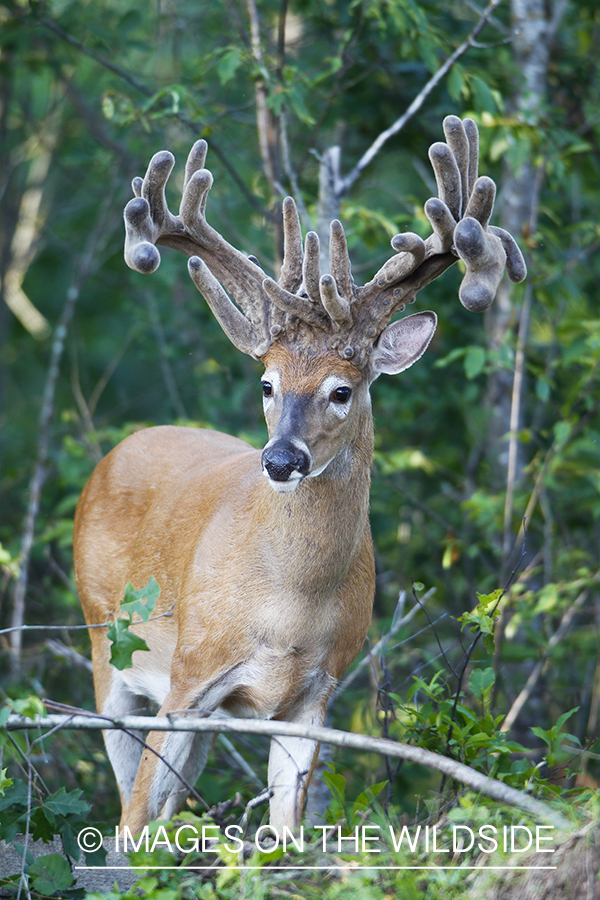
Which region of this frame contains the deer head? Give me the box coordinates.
[122,117,524,494]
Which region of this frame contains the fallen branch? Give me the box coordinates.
[4,712,572,831]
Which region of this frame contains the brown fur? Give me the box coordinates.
[74,350,376,832]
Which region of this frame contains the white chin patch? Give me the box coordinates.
[307,458,333,478]
[263,469,303,493]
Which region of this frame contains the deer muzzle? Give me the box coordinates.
[262,441,310,490]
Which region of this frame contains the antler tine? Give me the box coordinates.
[320,275,351,328]
[262,277,329,328]
[124,151,181,275]
[365,233,426,296]
[454,174,526,310]
[188,256,267,357]
[488,226,527,283]
[463,118,479,196]
[443,115,470,218]
[454,220,507,312]
[428,141,462,222]
[328,220,353,301]
[279,197,303,293]
[183,141,209,197]
[303,232,322,306]
[423,197,457,254]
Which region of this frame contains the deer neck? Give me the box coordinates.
[258,404,374,595]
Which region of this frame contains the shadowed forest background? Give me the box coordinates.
[1,0,600,896]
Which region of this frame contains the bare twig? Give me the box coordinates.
[412,585,459,679]
[0,605,175,636]
[144,293,188,419]
[502,280,533,558]
[217,734,264,789]
[22,8,274,220]
[9,192,118,676]
[334,588,435,698]
[87,330,135,418]
[280,110,311,231]
[500,579,597,733]
[42,700,209,811]
[3,709,572,829]
[337,0,508,196]
[45,639,93,674]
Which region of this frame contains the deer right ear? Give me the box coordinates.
[369,311,437,380]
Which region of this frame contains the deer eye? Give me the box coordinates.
[261,381,273,398]
[330,386,352,404]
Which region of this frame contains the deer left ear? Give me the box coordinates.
[369,311,437,379]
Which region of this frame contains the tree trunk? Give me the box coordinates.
[482,0,564,560]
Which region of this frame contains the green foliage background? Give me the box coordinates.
[1,0,600,895]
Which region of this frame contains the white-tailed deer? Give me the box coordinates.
[74,117,525,833]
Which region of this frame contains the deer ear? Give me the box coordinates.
[369,311,437,378]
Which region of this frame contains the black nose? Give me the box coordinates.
[262,443,309,482]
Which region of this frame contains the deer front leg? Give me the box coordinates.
[267,694,329,828]
[124,719,215,834]
[123,678,221,834]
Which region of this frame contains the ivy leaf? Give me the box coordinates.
[107,618,149,670]
[44,787,90,819]
[120,576,160,622]
[29,854,74,894]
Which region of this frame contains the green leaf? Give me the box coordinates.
[44,787,90,819]
[11,696,46,718]
[322,769,347,804]
[217,47,242,85]
[434,346,466,369]
[464,346,486,380]
[555,707,579,731]
[107,618,149,670]
[553,420,571,448]
[475,589,504,610]
[536,377,551,402]
[469,667,496,700]
[447,63,464,101]
[470,74,498,112]
[120,576,160,622]
[29,853,74,893]
[0,768,13,796]
[531,725,552,746]
[482,633,496,656]
[353,780,388,812]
